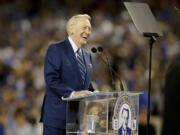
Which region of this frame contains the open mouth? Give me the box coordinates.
[82,36,87,40]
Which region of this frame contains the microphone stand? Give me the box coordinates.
[100,53,115,90]
[97,53,124,91]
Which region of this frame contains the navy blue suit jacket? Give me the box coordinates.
[40,39,95,129]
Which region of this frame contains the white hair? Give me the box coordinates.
[66,14,91,35]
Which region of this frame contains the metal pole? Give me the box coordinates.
[147,36,156,135]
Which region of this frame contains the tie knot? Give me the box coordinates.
[77,49,82,56]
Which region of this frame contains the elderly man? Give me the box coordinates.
[40,14,95,135]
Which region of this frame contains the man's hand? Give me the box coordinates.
[73,90,92,97]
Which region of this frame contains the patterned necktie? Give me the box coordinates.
[76,49,86,84]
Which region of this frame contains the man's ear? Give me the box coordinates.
[69,25,75,35]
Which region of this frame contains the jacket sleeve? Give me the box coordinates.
[44,44,74,98]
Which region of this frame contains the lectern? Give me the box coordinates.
[63,91,141,135]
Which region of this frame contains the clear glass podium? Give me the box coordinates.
[63,91,141,135]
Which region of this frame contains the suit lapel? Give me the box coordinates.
[64,39,83,84]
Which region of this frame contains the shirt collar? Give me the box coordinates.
[68,36,78,53]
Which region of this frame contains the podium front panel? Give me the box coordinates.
[65,91,141,135]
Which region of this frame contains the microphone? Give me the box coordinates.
[97,46,103,52]
[91,47,97,53]
[91,47,124,91]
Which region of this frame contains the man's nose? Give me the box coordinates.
[85,28,91,35]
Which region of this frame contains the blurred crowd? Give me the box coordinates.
[0,0,179,135]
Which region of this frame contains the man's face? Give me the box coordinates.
[122,110,128,129]
[70,18,91,48]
